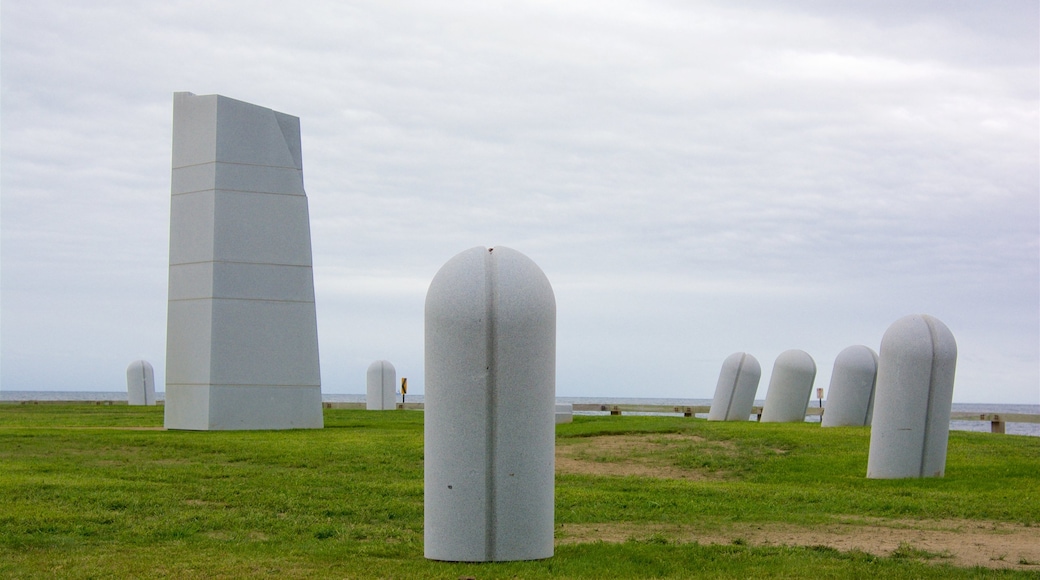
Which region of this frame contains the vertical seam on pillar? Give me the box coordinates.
[484,248,497,561]
[724,354,743,420]
[864,354,878,427]
[142,365,150,406]
[919,318,938,478]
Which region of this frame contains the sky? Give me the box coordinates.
[2,1,1037,403]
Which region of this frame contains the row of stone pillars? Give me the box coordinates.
[707,315,957,479]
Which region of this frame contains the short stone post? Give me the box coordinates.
[707,352,761,421]
[867,315,957,479]
[555,403,573,424]
[126,360,156,406]
[821,345,878,427]
[424,246,556,562]
[366,360,397,410]
[760,350,817,423]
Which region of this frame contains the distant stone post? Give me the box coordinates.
[707,352,761,421]
[760,350,817,423]
[126,360,156,406]
[424,246,556,562]
[821,345,878,427]
[555,403,574,424]
[366,360,397,410]
[867,315,957,479]
[164,92,323,431]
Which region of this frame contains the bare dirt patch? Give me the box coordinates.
[556,519,1040,571]
[554,434,1040,570]
[555,433,730,480]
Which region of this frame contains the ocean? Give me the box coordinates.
[3,391,1038,437]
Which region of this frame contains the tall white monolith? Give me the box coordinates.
[126,360,156,406]
[366,360,397,410]
[821,346,878,427]
[707,352,761,421]
[164,92,323,431]
[760,349,817,423]
[867,315,957,479]
[424,246,556,562]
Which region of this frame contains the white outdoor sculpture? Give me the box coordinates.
[126,360,156,406]
[555,403,574,424]
[366,360,397,410]
[424,246,556,562]
[821,345,878,427]
[707,352,761,421]
[760,349,817,423]
[164,92,323,431]
[867,315,957,479]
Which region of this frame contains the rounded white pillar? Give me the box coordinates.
[760,349,817,423]
[126,360,156,406]
[707,352,761,421]
[424,246,556,562]
[366,360,397,410]
[821,345,878,427]
[867,315,957,479]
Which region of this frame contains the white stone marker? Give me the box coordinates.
[555,403,573,424]
[164,92,323,431]
[867,315,957,479]
[707,352,761,421]
[760,349,817,423]
[821,345,878,428]
[126,360,156,406]
[366,360,397,410]
[424,246,556,562]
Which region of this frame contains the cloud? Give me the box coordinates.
[2,1,1037,403]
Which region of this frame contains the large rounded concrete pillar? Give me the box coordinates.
[424,246,556,562]
[867,315,957,479]
[707,352,761,421]
[760,350,816,423]
[821,345,878,427]
[126,360,156,406]
[366,360,397,410]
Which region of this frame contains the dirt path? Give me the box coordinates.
[555,519,1040,571]
[555,434,1040,571]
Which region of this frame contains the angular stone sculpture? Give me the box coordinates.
[867,315,957,479]
[126,360,156,406]
[164,92,323,431]
[821,345,878,427]
[366,360,397,410]
[424,246,556,562]
[760,349,817,423]
[707,352,761,421]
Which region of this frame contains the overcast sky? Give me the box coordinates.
[2,1,1037,403]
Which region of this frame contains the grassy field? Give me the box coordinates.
[1,405,1038,578]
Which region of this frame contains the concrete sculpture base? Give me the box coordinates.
[867,315,957,479]
[760,350,817,423]
[367,360,397,410]
[821,345,878,427]
[424,246,556,562]
[126,360,156,406]
[164,92,322,431]
[707,352,761,421]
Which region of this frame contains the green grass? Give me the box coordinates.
[1,405,1038,578]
